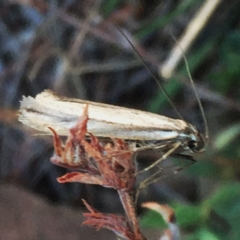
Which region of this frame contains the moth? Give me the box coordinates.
[19,28,208,183]
[19,90,205,161]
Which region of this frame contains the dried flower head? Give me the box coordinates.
[48,104,146,239]
[49,104,136,190]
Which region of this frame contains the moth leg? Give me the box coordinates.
[135,169,163,202]
[136,141,181,175]
[135,148,197,202]
[136,161,183,203]
[135,142,181,202]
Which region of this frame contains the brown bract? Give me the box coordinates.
[49,104,136,191]
[142,202,180,240]
[82,199,136,240]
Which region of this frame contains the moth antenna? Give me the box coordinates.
[116,26,184,122]
[117,26,209,142]
[169,33,209,141]
[182,48,209,140]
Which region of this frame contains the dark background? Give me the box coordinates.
[0,0,240,239]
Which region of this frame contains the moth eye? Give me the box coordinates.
[188,140,197,150]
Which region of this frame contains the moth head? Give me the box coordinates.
[187,125,205,153]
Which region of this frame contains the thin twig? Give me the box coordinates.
[69,59,142,75]
[160,0,222,79]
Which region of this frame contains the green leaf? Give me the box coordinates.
[174,203,203,228]
[186,228,220,240]
[187,160,220,178]
[136,1,198,39]
[205,183,240,219]
[101,0,120,16]
[140,209,167,228]
[214,124,240,150]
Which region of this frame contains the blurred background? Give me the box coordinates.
[0,0,240,239]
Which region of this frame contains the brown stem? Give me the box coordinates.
[118,190,146,240]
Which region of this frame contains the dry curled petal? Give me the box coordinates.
[142,202,180,240]
[82,199,135,240]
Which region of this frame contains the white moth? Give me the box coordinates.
[19,90,205,156]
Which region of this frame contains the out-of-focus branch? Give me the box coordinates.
[160,0,222,79]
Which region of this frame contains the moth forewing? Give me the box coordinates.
[19,90,204,155]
